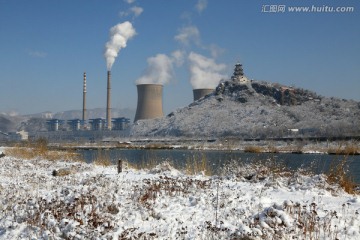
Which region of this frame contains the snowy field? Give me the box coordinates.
[0,148,360,239]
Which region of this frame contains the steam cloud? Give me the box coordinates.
[174,26,200,46]
[104,21,136,70]
[196,0,208,13]
[119,6,143,18]
[136,51,184,85]
[188,52,227,89]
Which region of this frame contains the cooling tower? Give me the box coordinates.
[193,88,214,101]
[134,84,164,122]
[106,71,112,130]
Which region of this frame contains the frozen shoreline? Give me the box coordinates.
[0,153,360,239]
[45,139,360,156]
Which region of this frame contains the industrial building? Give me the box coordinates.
[112,117,130,130]
[67,119,82,131]
[46,119,65,131]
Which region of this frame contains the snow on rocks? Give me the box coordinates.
[0,155,360,239]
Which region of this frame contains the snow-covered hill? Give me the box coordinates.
[131,79,360,138]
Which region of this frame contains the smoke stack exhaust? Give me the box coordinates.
[134,84,164,122]
[193,88,214,101]
[106,70,112,130]
[82,72,87,127]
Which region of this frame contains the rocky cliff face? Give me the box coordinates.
[131,79,360,138]
[214,80,321,106]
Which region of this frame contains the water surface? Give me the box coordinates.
[80,149,360,184]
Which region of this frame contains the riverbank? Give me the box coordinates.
[45,138,360,155]
[0,149,359,239]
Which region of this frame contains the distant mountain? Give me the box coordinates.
[131,79,360,138]
[0,114,26,133]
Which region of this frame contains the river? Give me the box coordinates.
[80,149,360,184]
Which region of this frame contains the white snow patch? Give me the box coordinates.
[0,155,359,239]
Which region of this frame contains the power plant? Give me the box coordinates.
[44,61,238,132]
[134,84,164,122]
[106,70,112,130]
[193,89,214,101]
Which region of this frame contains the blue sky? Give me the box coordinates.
[0,0,359,116]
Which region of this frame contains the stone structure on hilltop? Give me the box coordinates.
[231,63,249,84]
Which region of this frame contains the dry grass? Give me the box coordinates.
[144,143,173,149]
[244,145,263,153]
[5,138,83,162]
[93,149,113,166]
[326,156,357,194]
[120,160,140,170]
[327,142,360,155]
[185,153,211,176]
[267,144,279,153]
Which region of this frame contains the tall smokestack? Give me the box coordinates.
[193,88,214,101]
[106,70,112,130]
[134,84,163,122]
[82,72,87,126]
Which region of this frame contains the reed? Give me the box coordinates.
[326,156,357,194]
[93,149,112,166]
[244,145,263,153]
[185,153,211,175]
[5,138,82,162]
[327,142,360,155]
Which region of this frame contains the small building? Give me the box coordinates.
[288,129,299,134]
[67,119,82,131]
[46,119,65,131]
[8,130,28,141]
[89,118,106,131]
[112,117,130,130]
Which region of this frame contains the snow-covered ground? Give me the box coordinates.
[0,150,359,239]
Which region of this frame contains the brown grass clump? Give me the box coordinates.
[144,143,170,149]
[326,156,357,194]
[327,142,360,155]
[341,144,359,155]
[5,138,82,162]
[93,149,113,166]
[267,144,279,153]
[244,146,263,153]
[185,153,211,176]
[52,168,74,177]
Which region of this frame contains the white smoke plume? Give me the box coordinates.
[174,26,201,46]
[188,52,227,89]
[28,49,47,58]
[130,6,143,17]
[136,51,184,85]
[104,21,136,70]
[171,50,185,67]
[196,0,208,13]
[119,6,143,18]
